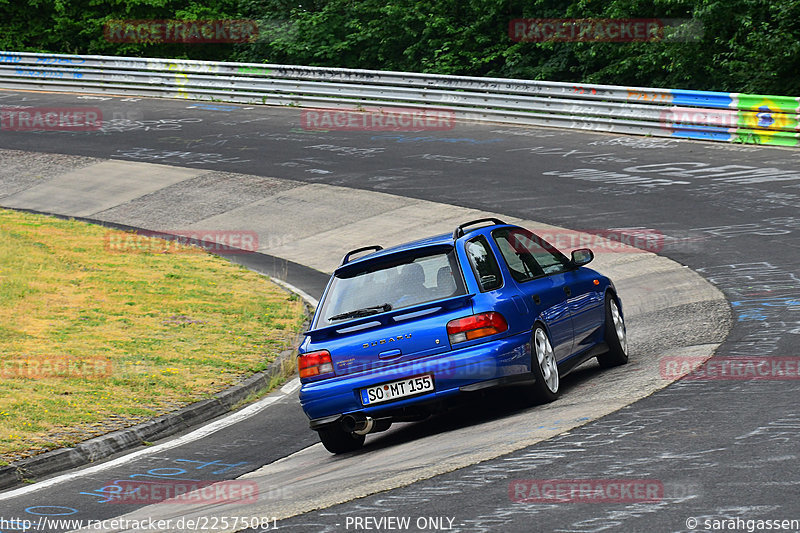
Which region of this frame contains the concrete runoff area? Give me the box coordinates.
[0,160,202,218]
[0,153,729,532]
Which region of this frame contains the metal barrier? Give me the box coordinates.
[1,50,798,146]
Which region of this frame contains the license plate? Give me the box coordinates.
[360,374,434,406]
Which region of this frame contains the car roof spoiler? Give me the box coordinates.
[453,218,507,239]
[341,245,383,266]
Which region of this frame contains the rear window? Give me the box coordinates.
[316,249,466,327]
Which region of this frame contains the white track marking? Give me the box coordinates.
[281,377,301,395]
[0,394,285,500]
[271,278,319,308]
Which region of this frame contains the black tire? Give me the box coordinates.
[523,324,561,404]
[597,296,628,368]
[318,426,365,454]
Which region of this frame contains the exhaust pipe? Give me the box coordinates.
[342,413,373,434]
[342,414,392,435]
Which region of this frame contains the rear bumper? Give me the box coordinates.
[299,331,531,423]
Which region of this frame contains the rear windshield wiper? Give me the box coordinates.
[328,303,392,322]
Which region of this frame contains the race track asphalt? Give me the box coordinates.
[1,90,798,533]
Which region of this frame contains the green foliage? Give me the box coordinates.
[232,0,800,94]
[1,0,798,94]
[0,0,242,60]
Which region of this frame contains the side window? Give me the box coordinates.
[493,228,570,282]
[465,237,503,291]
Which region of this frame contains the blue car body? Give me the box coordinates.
[297,219,627,452]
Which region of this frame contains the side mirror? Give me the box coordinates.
[571,248,594,267]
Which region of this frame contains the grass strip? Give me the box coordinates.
[0,208,305,461]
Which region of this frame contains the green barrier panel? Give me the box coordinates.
[734,127,800,147]
[735,94,799,145]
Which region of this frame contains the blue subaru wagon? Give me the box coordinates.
[298,219,627,453]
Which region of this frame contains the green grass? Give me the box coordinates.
[0,209,306,460]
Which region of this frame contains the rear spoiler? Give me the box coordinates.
[305,293,475,342]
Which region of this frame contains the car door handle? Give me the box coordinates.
[564,286,572,297]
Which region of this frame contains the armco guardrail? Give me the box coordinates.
[1,51,798,146]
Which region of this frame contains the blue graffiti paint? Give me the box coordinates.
[24,506,78,516]
[731,297,800,321]
[15,68,83,80]
[666,123,733,141]
[188,103,240,112]
[757,106,775,128]
[174,459,248,473]
[35,56,85,65]
[671,89,733,110]
[79,458,251,504]
[80,467,200,503]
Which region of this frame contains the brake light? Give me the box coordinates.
[447,312,508,344]
[298,350,334,378]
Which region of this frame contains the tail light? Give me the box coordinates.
[447,312,508,344]
[298,350,334,379]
